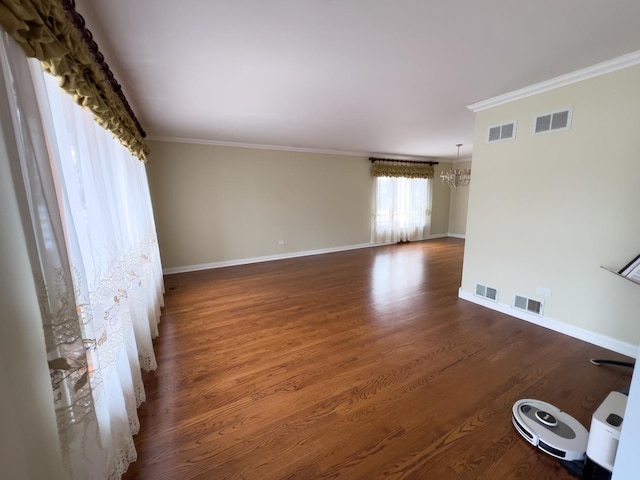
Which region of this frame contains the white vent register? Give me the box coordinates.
[534,109,572,134]
[487,121,517,143]
[513,295,544,316]
[475,283,498,301]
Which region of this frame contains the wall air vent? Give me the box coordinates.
[513,295,544,316]
[534,108,572,134]
[487,121,516,143]
[475,283,498,302]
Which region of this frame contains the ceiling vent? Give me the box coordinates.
[513,295,544,316]
[475,283,498,302]
[487,121,517,143]
[534,108,572,134]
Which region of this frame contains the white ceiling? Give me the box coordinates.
[75,0,640,160]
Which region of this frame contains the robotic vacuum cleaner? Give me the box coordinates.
[512,399,589,462]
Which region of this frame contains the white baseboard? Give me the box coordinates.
[163,242,374,274]
[447,233,466,239]
[163,233,463,275]
[425,233,448,239]
[458,288,638,358]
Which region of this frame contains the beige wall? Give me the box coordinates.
[447,159,471,236]
[430,163,453,235]
[147,141,457,270]
[461,64,640,347]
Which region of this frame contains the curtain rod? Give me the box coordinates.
[369,157,438,165]
[63,2,146,139]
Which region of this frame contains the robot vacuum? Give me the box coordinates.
[512,399,589,462]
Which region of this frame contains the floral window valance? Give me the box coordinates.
[370,161,435,179]
[0,0,150,162]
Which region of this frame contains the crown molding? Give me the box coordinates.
[437,156,472,165]
[147,135,369,156]
[467,49,640,113]
[147,135,434,162]
[451,156,472,164]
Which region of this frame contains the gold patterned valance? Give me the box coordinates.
[0,0,150,162]
[370,161,435,179]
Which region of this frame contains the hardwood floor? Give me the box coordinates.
[123,238,632,479]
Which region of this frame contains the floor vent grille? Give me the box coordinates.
[475,283,498,301]
[513,295,544,316]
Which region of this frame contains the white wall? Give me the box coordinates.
[147,141,457,270]
[461,64,640,351]
[0,71,64,479]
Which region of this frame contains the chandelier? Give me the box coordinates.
[440,144,471,189]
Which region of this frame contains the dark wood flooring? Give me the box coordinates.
[123,238,632,479]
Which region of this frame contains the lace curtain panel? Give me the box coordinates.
[372,176,432,244]
[1,31,163,479]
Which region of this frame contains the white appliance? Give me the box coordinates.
[511,399,589,462]
[584,391,628,479]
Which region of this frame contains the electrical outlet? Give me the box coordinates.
[536,286,552,297]
[278,240,285,245]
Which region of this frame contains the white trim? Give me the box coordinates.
[163,233,459,274]
[458,288,637,358]
[447,233,466,239]
[368,233,449,248]
[450,156,472,165]
[147,135,435,162]
[467,49,640,112]
[163,242,374,274]
[423,233,449,240]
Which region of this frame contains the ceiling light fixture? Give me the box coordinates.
[440,144,471,190]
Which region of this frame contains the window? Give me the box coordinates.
[373,176,432,244]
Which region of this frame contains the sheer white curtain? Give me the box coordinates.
[1,30,163,479]
[372,176,432,244]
